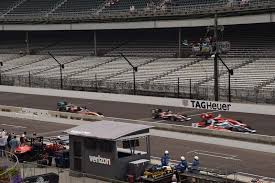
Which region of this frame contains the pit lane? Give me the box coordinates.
[0,92,274,136]
[0,116,274,178]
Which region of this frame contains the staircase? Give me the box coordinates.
[255,77,275,90]
[95,0,109,14]
[2,55,50,73]
[32,56,84,75]
[197,58,255,86]
[145,58,203,83]
[65,57,119,79]
[1,54,24,63]
[1,0,27,16]
[46,0,67,16]
[101,57,160,82]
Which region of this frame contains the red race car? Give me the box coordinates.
[57,101,104,117]
[152,108,191,122]
[195,113,256,133]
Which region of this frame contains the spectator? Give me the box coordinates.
[190,156,200,174]
[6,133,12,151]
[161,150,170,166]
[0,136,6,157]
[20,132,27,145]
[1,129,6,137]
[9,136,20,153]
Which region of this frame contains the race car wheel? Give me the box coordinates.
[171,116,177,121]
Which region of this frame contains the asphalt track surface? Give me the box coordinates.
[0,92,275,136]
[0,116,274,178]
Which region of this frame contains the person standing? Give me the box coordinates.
[161,150,170,166]
[175,156,188,173]
[9,136,20,153]
[6,133,12,151]
[1,129,6,137]
[0,136,6,157]
[190,156,200,174]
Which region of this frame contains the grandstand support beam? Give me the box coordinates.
[48,52,64,90]
[94,31,97,56]
[120,53,138,95]
[214,14,219,101]
[0,62,3,85]
[216,54,233,102]
[178,28,181,58]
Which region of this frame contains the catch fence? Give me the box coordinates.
[2,75,275,104]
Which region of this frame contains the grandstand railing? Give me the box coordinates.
[0,0,274,23]
[2,74,275,104]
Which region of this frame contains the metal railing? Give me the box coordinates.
[2,74,275,104]
[21,161,126,183]
[0,150,21,183]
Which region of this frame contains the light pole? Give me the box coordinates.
[120,53,138,95]
[213,53,234,102]
[48,52,64,89]
[0,62,3,85]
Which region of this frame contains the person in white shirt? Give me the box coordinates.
[1,129,7,137]
[0,136,7,157]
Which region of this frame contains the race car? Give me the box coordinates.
[196,113,256,133]
[57,101,103,117]
[143,165,173,179]
[152,108,191,122]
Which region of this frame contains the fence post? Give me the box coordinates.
[28,71,31,87]
[177,77,180,98]
[189,79,192,99]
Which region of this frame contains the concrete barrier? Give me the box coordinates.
[48,111,102,121]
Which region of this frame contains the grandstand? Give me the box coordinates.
[0,0,274,103]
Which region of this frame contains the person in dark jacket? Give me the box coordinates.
[176,156,188,173]
[190,156,200,174]
[6,133,12,151]
[161,150,170,166]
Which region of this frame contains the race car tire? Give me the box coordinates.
[170,116,177,121]
[236,120,243,123]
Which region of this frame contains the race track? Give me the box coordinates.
[0,116,274,178]
[0,92,274,136]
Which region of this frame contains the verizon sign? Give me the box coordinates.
[89,155,111,166]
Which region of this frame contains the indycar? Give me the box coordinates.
[152,109,191,122]
[143,165,173,179]
[57,101,103,117]
[14,136,67,162]
[196,113,256,133]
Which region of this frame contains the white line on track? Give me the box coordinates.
[0,123,26,128]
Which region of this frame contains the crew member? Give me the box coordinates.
[9,136,20,153]
[176,156,188,173]
[190,156,200,174]
[161,150,170,166]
